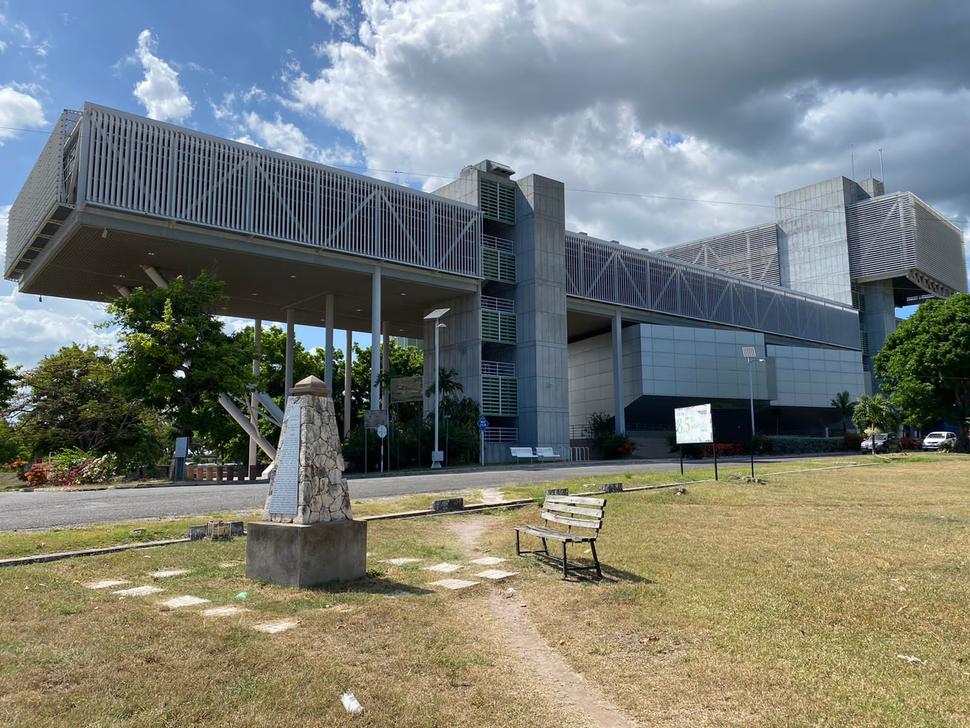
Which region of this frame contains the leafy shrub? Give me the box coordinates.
[586,414,635,459]
[766,436,846,454]
[843,432,863,450]
[899,436,921,451]
[938,439,955,453]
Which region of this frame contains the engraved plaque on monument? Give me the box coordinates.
[268,402,300,516]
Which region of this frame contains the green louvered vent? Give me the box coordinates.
[481,247,516,283]
[481,310,517,344]
[481,375,518,416]
[480,178,516,224]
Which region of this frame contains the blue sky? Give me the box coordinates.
[1,0,968,368]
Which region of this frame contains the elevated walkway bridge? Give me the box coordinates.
[6,104,860,354]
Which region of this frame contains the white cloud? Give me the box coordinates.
[0,206,115,368]
[285,0,970,251]
[0,40,7,53]
[0,85,46,144]
[132,29,193,122]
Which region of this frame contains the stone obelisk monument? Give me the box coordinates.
[246,375,367,587]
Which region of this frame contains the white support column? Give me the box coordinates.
[324,293,335,392]
[370,268,381,410]
[612,310,625,433]
[344,329,353,436]
[285,309,295,400]
[248,319,262,468]
[381,319,390,410]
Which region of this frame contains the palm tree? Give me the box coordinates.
[424,367,464,402]
[831,391,855,433]
[852,394,892,454]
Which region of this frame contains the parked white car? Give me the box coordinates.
[922,431,957,451]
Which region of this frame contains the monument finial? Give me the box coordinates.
[291,375,329,396]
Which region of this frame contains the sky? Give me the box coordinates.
[1,0,968,368]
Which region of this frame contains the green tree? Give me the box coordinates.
[0,352,17,412]
[874,293,970,451]
[830,391,855,433]
[14,345,166,466]
[105,273,250,444]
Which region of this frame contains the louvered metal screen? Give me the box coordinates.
[64,104,482,278]
[845,192,966,296]
[565,232,861,349]
[479,177,515,224]
[657,223,781,285]
[5,110,81,276]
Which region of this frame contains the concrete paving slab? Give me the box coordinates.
[149,569,190,578]
[202,605,249,618]
[475,569,518,581]
[469,557,506,566]
[425,562,462,573]
[428,578,480,590]
[253,619,299,634]
[113,585,164,597]
[82,579,129,590]
[383,557,422,566]
[159,595,210,609]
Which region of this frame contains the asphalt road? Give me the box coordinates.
[0,456,825,531]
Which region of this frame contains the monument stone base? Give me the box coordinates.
[246,519,367,587]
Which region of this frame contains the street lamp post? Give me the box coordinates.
[424,308,450,470]
[741,346,766,479]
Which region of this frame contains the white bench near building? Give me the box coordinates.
[509,446,563,463]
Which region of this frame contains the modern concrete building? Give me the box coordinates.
[5,104,966,461]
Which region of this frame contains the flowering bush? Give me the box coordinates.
[23,450,118,487]
[24,462,50,486]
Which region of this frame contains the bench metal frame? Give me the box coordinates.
[515,495,606,579]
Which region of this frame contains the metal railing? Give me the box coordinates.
[8,103,483,280]
[484,426,518,443]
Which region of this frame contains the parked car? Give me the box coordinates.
[921,431,957,451]
[860,433,900,453]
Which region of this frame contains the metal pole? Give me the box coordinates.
[680,448,684,477]
[432,322,441,469]
[480,430,485,467]
[248,319,261,471]
[713,441,719,481]
[445,417,450,467]
[284,309,295,399]
[370,269,381,410]
[748,361,755,479]
[324,294,334,392]
[344,329,352,438]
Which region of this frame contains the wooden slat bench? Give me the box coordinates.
[514,494,606,579]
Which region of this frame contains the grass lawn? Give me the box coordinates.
[1,455,968,726]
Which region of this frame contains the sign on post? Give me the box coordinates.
[674,403,714,444]
[364,409,388,429]
[477,417,489,466]
[674,403,718,480]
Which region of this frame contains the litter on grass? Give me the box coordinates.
[341,692,363,715]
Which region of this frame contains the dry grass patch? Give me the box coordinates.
[475,455,970,727]
[2,455,969,726]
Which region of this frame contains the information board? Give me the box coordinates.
[390,376,423,403]
[674,403,714,445]
[269,402,301,515]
